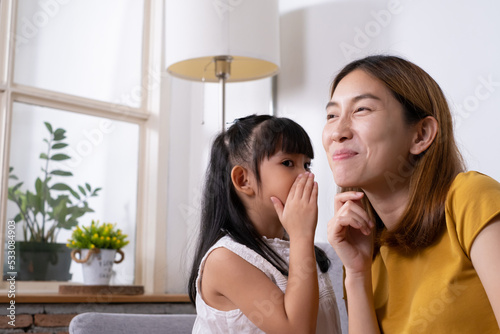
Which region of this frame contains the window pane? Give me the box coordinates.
[5,102,138,283]
[13,0,144,108]
[0,0,7,85]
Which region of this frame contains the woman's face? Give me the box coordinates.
[322,69,416,192]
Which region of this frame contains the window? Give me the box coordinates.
[0,0,167,292]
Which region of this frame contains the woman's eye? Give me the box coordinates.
[355,107,369,112]
[282,160,294,167]
[326,113,337,120]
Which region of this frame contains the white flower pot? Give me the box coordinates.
[71,248,124,285]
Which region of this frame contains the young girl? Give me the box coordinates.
[189,115,341,333]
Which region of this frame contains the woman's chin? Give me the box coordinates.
[333,174,360,189]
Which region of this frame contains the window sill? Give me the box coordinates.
[0,293,190,303]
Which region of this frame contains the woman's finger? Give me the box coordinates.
[338,200,373,229]
[337,209,372,235]
[334,191,365,212]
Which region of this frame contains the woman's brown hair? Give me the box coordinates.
[330,55,465,253]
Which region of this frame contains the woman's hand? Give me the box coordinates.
[327,191,374,275]
[328,191,380,334]
[271,172,318,240]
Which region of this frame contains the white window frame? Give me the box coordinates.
[0,0,169,294]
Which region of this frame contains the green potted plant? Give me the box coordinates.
[7,122,101,281]
[67,220,129,285]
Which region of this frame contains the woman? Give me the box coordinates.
[323,55,500,333]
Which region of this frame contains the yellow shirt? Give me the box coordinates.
[372,171,500,333]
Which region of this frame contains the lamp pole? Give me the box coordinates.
[214,56,232,131]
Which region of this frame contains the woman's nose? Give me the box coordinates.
[330,117,353,143]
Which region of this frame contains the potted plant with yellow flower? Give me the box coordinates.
[67,220,129,285]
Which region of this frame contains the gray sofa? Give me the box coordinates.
[69,313,197,334]
[69,242,347,334]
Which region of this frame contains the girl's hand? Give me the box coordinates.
[271,172,318,240]
[327,191,374,274]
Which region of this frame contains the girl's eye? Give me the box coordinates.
[282,160,294,167]
[304,162,312,171]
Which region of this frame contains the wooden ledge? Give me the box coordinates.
[58,284,145,295]
[0,293,190,304]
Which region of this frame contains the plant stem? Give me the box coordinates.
[41,132,52,242]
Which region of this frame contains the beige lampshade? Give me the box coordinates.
[165,0,280,82]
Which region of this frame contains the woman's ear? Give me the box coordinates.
[231,165,255,196]
[410,116,438,155]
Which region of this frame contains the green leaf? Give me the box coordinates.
[19,193,27,213]
[27,191,42,215]
[51,184,82,202]
[59,217,79,230]
[92,188,102,196]
[35,178,43,195]
[44,122,53,134]
[51,154,71,161]
[52,143,68,149]
[11,182,23,192]
[69,188,81,200]
[9,175,18,180]
[7,190,17,202]
[52,197,68,226]
[85,183,91,192]
[51,183,72,191]
[51,170,73,177]
[13,213,22,223]
[53,129,66,141]
[48,195,71,212]
[40,153,49,160]
[78,185,86,196]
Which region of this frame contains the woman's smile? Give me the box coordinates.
[331,149,358,161]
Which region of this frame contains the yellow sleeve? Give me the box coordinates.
[446,171,500,258]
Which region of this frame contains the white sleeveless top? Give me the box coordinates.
[192,235,341,333]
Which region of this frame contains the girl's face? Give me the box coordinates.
[256,150,312,218]
[322,69,416,192]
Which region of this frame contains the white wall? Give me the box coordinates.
[164,0,500,297]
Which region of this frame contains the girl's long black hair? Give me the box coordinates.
[188,114,330,305]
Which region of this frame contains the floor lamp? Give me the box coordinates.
[165,0,280,131]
